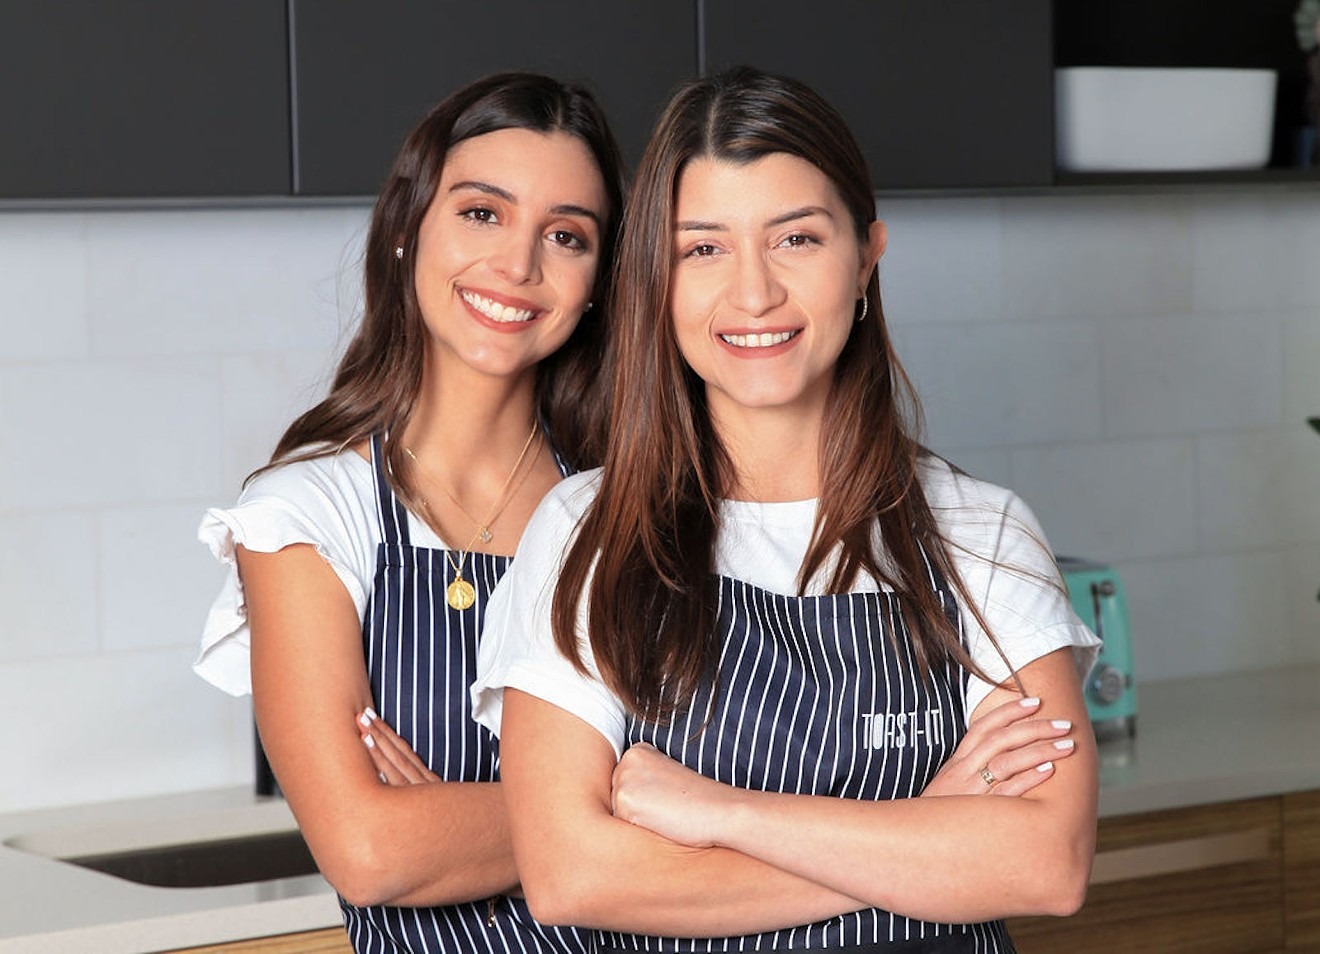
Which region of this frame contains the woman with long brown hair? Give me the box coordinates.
[194,73,624,953]
[473,68,1099,951]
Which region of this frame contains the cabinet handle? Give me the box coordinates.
[1089,828,1272,885]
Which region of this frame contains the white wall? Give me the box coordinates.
[1,191,1317,813]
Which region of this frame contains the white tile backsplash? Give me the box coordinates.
[1,190,1314,811]
[1119,551,1293,682]
[0,649,251,813]
[0,510,99,663]
[86,208,367,358]
[1001,195,1195,320]
[1197,429,1320,551]
[1284,545,1320,663]
[901,319,1102,450]
[100,503,229,653]
[220,350,337,492]
[1192,194,1320,313]
[878,197,1003,325]
[1282,308,1320,425]
[0,358,224,510]
[0,213,89,361]
[1100,311,1282,438]
[1010,439,1199,562]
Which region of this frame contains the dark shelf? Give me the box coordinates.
[1052,167,1320,194]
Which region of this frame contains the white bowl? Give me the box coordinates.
[1055,67,1277,172]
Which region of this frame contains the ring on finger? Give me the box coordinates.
[979,765,997,787]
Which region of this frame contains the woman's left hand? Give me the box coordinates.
[356,708,440,786]
[610,742,730,848]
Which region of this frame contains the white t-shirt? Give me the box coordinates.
[193,449,452,697]
[471,456,1100,758]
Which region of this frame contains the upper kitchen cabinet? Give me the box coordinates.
[703,0,1054,190]
[0,1,290,200]
[289,1,697,196]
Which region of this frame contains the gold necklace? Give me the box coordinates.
[405,422,541,610]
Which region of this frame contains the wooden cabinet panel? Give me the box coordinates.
[1287,790,1320,952]
[179,926,351,953]
[1008,797,1284,954]
[703,0,1054,190]
[289,0,697,195]
[0,0,290,199]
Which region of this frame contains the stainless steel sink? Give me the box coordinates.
[5,799,326,890]
[64,829,319,888]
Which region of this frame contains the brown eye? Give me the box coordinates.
[549,229,587,251]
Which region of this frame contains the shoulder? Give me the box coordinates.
[538,467,602,517]
[240,449,375,511]
[519,467,601,549]
[918,454,1044,565]
[202,448,379,563]
[918,453,1018,520]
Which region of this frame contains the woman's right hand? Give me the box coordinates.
[356,708,440,786]
[920,696,1077,798]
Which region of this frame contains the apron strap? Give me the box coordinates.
[369,432,412,547]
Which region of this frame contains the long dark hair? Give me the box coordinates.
[260,72,626,489]
[553,67,1006,718]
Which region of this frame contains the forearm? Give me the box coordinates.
[500,690,864,935]
[242,543,519,908]
[308,779,518,907]
[525,798,862,934]
[717,788,1093,921]
[696,650,1098,922]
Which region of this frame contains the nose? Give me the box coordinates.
[728,250,785,317]
[490,228,541,285]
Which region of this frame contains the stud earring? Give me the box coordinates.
[584,301,593,313]
[394,246,404,260]
[856,296,868,323]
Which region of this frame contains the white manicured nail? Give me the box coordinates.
[1036,761,1054,772]
[358,712,372,727]
[1020,697,1041,707]
[363,734,376,749]
[1054,738,1075,750]
[1051,720,1072,730]
[379,772,388,784]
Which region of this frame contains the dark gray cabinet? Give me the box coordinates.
[703,0,1055,190]
[288,1,697,196]
[0,0,290,199]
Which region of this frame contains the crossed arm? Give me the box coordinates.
[498,646,1097,935]
[238,543,519,908]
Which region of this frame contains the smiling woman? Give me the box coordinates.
[412,127,605,382]
[192,72,625,954]
[472,67,1100,953]
[668,153,884,487]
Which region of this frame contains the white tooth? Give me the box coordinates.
[759,333,773,347]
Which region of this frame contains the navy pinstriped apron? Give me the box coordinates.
[598,553,1015,953]
[338,434,588,954]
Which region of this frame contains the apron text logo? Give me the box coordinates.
[859,709,946,750]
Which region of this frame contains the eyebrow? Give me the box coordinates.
[676,205,834,232]
[448,180,602,227]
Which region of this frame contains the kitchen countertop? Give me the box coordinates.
[2,663,1318,953]
[1096,662,1320,817]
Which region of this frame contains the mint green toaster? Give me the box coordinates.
[1057,556,1137,739]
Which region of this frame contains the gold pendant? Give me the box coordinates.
[477,526,492,544]
[446,575,476,611]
